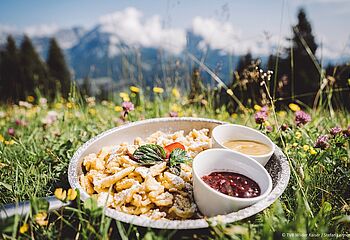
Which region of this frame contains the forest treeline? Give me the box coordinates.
[0,8,349,110]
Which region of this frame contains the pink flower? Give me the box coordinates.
[330,126,342,136]
[7,128,15,136]
[169,111,178,117]
[122,101,134,112]
[314,135,329,150]
[266,125,273,132]
[254,111,268,124]
[15,119,27,126]
[295,110,311,126]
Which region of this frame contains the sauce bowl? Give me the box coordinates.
[212,124,275,166]
[192,148,272,217]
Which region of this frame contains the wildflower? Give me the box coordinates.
[343,126,350,137]
[171,88,180,98]
[309,147,317,155]
[264,121,271,127]
[254,111,267,124]
[292,142,298,147]
[295,110,311,126]
[42,111,58,125]
[169,111,178,117]
[86,97,96,107]
[231,113,238,119]
[130,86,140,93]
[153,87,164,94]
[303,145,310,151]
[254,104,262,112]
[54,188,67,201]
[0,134,4,142]
[122,101,134,112]
[34,212,48,226]
[113,106,123,113]
[15,119,27,126]
[260,105,269,113]
[88,108,96,116]
[19,223,29,234]
[39,98,47,106]
[119,92,130,102]
[7,128,15,136]
[266,125,273,132]
[122,101,134,117]
[330,126,342,136]
[67,188,77,201]
[54,102,63,109]
[289,103,300,112]
[171,104,181,113]
[26,96,35,103]
[101,100,108,106]
[66,102,74,109]
[295,131,302,139]
[281,123,288,131]
[0,111,6,118]
[4,140,15,145]
[314,135,329,150]
[277,111,287,118]
[19,101,33,109]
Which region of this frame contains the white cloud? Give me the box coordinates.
[192,17,289,56]
[24,24,59,37]
[192,17,240,54]
[99,7,186,55]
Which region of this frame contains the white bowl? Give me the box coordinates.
[212,124,275,166]
[192,148,272,217]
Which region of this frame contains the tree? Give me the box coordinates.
[19,35,49,97]
[46,38,71,98]
[0,36,22,102]
[286,8,320,104]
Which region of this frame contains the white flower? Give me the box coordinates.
[42,110,59,125]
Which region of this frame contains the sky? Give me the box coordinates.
[0,0,349,59]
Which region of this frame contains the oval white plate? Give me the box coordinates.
[68,117,290,229]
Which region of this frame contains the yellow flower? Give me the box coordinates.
[4,140,15,145]
[295,131,302,139]
[0,134,4,142]
[54,188,67,201]
[254,104,262,111]
[303,145,310,151]
[153,87,164,94]
[292,142,298,147]
[66,102,74,109]
[264,121,271,127]
[35,212,48,226]
[231,113,238,119]
[19,223,29,234]
[119,92,130,102]
[130,86,140,93]
[114,106,123,112]
[171,88,180,98]
[27,95,35,103]
[55,103,63,109]
[88,108,96,116]
[289,103,300,112]
[67,188,77,201]
[277,111,287,118]
[226,89,234,96]
[171,104,182,112]
[310,148,317,155]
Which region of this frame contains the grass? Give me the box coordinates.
[0,87,350,239]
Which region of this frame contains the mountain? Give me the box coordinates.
[0,22,347,89]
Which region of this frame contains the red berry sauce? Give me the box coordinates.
[201,171,261,198]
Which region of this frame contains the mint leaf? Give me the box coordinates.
[133,144,166,166]
[168,148,192,175]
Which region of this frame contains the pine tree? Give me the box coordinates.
[46,38,71,98]
[19,35,49,97]
[287,8,319,104]
[0,36,22,102]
